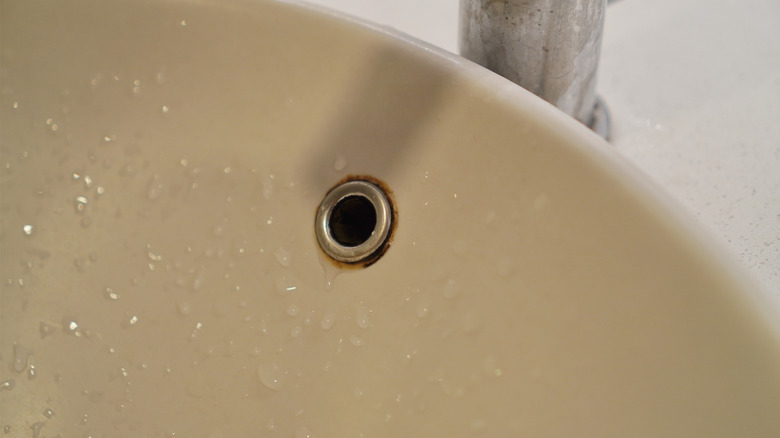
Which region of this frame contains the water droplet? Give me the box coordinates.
[192,272,205,291]
[83,175,93,188]
[318,256,341,289]
[333,155,347,171]
[258,363,287,391]
[12,101,19,109]
[147,250,163,262]
[483,356,503,378]
[180,19,187,26]
[74,196,88,213]
[155,67,168,85]
[68,320,79,331]
[296,426,313,438]
[355,305,371,329]
[13,344,30,373]
[416,297,431,318]
[39,322,57,338]
[103,134,116,143]
[22,224,34,236]
[0,379,15,391]
[96,185,105,195]
[349,334,365,347]
[275,247,292,268]
[30,422,44,438]
[132,79,142,95]
[43,408,55,418]
[161,105,170,114]
[129,315,139,326]
[28,364,37,380]
[320,312,336,331]
[147,175,164,200]
[177,301,192,316]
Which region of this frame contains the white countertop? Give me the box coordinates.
[305,0,780,298]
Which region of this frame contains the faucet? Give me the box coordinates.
[460,0,609,137]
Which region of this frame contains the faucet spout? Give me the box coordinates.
[460,0,608,136]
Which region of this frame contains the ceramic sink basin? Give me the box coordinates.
[1,0,779,436]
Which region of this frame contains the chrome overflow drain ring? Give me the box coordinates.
[315,178,395,266]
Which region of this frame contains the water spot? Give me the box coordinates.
[72,172,81,180]
[349,334,365,347]
[161,105,170,114]
[147,250,163,262]
[320,312,336,331]
[129,315,139,326]
[147,175,164,200]
[290,326,302,338]
[192,272,205,291]
[43,408,55,418]
[132,79,142,95]
[83,175,93,188]
[266,418,276,431]
[28,364,37,380]
[75,196,88,213]
[80,217,92,228]
[22,224,34,236]
[416,297,431,318]
[39,322,57,338]
[287,303,299,317]
[275,247,292,268]
[191,322,203,339]
[180,19,187,26]
[333,155,347,171]
[103,134,116,143]
[12,101,19,109]
[0,379,15,391]
[483,355,503,378]
[13,344,30,373]
[296,426,313,438]
[96,185,105,195]
[319,256,341,290]
[442,279,460,299]
[258,363,288,391]
[177,301,192,316]
[355,305,371,329]
[155,66,168,84]
[30,422,44,438]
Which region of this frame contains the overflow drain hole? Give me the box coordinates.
[315,177,395,267]
[329,196,377,247]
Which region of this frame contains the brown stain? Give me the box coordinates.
[316,174,397,270]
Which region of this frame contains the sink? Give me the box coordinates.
[2,0,779,436]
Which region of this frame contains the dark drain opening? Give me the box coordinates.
[329,195,377,247]
[315,176,396,267]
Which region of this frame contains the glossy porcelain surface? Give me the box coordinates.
[1,0,779,436]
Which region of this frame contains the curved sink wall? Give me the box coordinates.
[1,0,779,436]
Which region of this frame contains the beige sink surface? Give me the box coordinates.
[2,0,779,436]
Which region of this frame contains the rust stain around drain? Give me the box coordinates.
[316,174,397,269]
